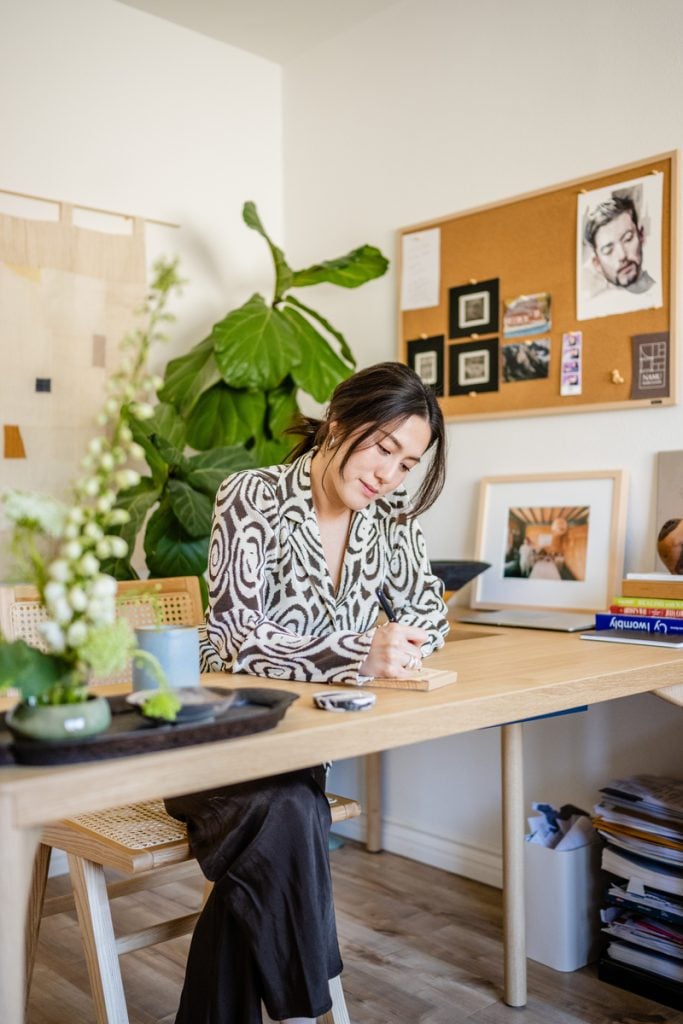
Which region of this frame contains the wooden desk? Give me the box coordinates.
[1,626,682,1021]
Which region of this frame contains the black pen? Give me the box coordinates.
[375,587,398,623]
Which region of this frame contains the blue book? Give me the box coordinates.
[594,613,683,636]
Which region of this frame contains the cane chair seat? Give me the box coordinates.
[1,577,359,1024]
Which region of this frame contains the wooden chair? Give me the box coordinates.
[1,576,359,1024]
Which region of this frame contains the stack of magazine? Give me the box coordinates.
[593,776,683,1009]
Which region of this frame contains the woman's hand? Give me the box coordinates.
[360,623,429,678]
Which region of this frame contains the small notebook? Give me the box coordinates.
[366,667,458,691]
[580,629,683,649]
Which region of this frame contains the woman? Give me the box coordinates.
[166,362,449,1024]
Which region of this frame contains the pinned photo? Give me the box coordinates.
[503,293,551,338]
[502,338,550,382]
[561,331,583,396]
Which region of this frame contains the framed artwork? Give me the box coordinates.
[655,450,683,574]
[407,334,444,396]
[448,278,499,339]
[448,338,499,396]
[471,470,628,612]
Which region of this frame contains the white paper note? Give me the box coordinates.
[400,228,440,311]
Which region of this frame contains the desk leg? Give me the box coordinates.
[501,722,526,1007]
[364,752,382,852]
[0,793,41,1024]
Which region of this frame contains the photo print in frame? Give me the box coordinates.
[448,338,499,396]
[407,335,444,396]
[471,470,628,612]
[449,278,500,339]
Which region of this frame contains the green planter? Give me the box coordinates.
[6,695,112,742]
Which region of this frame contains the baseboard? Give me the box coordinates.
[331,814,502,889]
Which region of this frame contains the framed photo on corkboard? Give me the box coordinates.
[397,152,677,422]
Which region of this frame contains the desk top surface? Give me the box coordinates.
[2,623,682,827]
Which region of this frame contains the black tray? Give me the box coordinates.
[0,687,299,766]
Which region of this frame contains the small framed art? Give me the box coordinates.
[449,278,499,339]
[407,335,444,396]
[448,338,499,396]
[471,469,628,612]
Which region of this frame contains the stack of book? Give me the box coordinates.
[585,574,683,648]
[593,776,683,1009]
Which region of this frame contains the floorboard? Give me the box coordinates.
[26,840,683,1023]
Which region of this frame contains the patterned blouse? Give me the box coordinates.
[200,450,449,685]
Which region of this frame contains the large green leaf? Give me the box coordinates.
[185,384,266,451]
[213,294,300,390]
[280,307,354,403]
[252,435,293,467]
[284,294,356,365]
[267,383,299,439]
[128,417,169,488]
[144,500,209,578]
[147,402,187,448]
[155,437,190,475]
[114,477,161,550]
[158,335,222,415]
[168,479,214,538]
[291,244,389,289]
[0,641,69,699]
[242,201,293,299]
[100,558,140,581]
[185,446,256,497]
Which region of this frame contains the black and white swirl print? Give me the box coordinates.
[201,451,449,684]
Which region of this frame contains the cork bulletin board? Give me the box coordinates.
[398,152,677,421]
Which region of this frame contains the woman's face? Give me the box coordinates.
[326,414,432,512]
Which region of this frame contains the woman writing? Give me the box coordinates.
[166,361,449,1024]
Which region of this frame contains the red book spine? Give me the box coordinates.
[609,604,683,618]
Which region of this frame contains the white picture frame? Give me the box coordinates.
[471,470,628,612]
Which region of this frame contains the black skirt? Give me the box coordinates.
[165,766,343,1023]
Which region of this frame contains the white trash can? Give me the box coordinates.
[524,838,603,971]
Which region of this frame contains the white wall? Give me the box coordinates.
[283,0,683,883]
[1,0,283,373]
[4,0,682,887]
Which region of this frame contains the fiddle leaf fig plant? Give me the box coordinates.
[112,202,389,594]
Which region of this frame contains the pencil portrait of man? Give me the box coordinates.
[576,173,663,320]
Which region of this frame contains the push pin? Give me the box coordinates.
[469,278,478,285]
[468,391,478,398]
[420,333,428,339]
[471,333,480,339]
[611,369,625,384]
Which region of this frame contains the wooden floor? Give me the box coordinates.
[27,840,683,1024]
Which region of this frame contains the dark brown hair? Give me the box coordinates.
[287,361,446,517]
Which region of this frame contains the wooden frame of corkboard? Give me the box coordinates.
[397,151,677,421]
